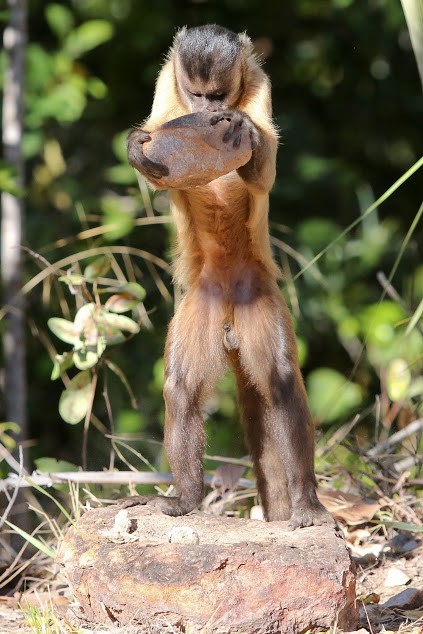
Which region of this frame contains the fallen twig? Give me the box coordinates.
[0,470,254,492]
[368,418,423,456]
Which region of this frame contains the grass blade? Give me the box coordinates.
[2,519,56,558]
[25,477,75,524]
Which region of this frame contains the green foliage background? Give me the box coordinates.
[0,0,422,478]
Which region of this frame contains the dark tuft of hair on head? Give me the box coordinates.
[174,25,243,82]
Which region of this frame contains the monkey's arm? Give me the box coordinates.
[237,129,277,193]
[211,71,278,193]
[210,110,277,193]
[128,59,188,190]
[238,74,278,193]
[127,128,170,188]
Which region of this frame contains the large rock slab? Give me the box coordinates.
[58,506,358,633]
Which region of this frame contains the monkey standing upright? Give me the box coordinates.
[125,25,333,529]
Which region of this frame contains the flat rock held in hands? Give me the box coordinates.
[141,111,253,188]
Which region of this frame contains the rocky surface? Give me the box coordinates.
[58,506,358,633]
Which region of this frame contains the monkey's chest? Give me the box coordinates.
[196,224,264,305]
[178,180,264,302]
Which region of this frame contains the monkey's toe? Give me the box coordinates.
[114,494,199,516]
[288,506,335,530]
[115,494,155,509]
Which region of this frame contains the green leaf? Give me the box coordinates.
[105,293,140,313]
[97,336,107,357]
[0,422,20,451]
[45,4,75,40]
[106,164,137,185]
[51,351,74,380]
[98,326,125,346]
[307,367,363,424]
[297,218,342,252]
[64,20,114,59]
[73,348,99,371]
[58,274,85,286]
[48,318,78,345]
[97,311,140,334]
[87,77,107,99]
[59,371,92,425]
[23,131,44,159]
[0,162,23,196]
[2,519,56,559]
[101,204,135,240]
[74,303,98,345]
[116,410,145,434]
[377,519,423,533]
[35,457,78,473]
[386,358,411,402]
[112,129,131,163]
[0,421,20,435]
[123,282,146,301]
[27,82,87,127]
[84,256,112,281]
[74,302,96,328]
[25,44,54,93]
[359,301,406,345]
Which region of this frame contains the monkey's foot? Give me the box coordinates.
[288,502,335,531]
[115,494,197,517]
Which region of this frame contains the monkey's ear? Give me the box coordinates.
[238,31,254,56]
[173,26,187,48]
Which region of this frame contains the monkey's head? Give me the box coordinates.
[172,25,253,113]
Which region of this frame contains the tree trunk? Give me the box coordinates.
[1,0,28,465]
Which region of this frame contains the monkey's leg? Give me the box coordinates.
[118,290,226,515]
[230,349,291,521]
[235,290,334,529]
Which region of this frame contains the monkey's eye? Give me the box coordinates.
[189,91,203,98]
[209,93,225,101]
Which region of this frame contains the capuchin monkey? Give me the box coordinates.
[125,25,333,529]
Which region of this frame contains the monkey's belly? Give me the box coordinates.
[143,112,252,189]
[198,264,265,305]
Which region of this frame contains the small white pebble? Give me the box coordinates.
[169,526,200,544]
[384,567,410,587]
[114,509,131,534]
[250,505,264,521]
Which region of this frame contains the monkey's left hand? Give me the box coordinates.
[210,110,259,150]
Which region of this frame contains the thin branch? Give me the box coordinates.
[368,418,423,456]
[82,369,99,471]
[0,471,255,491]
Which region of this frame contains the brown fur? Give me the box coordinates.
[124,25,333,528]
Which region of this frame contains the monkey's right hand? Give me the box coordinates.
[127,128,170,179]
[210,110,259,151]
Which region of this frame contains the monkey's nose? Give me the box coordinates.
[205,104,221,113]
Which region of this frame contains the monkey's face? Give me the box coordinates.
[175,60,243,113]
